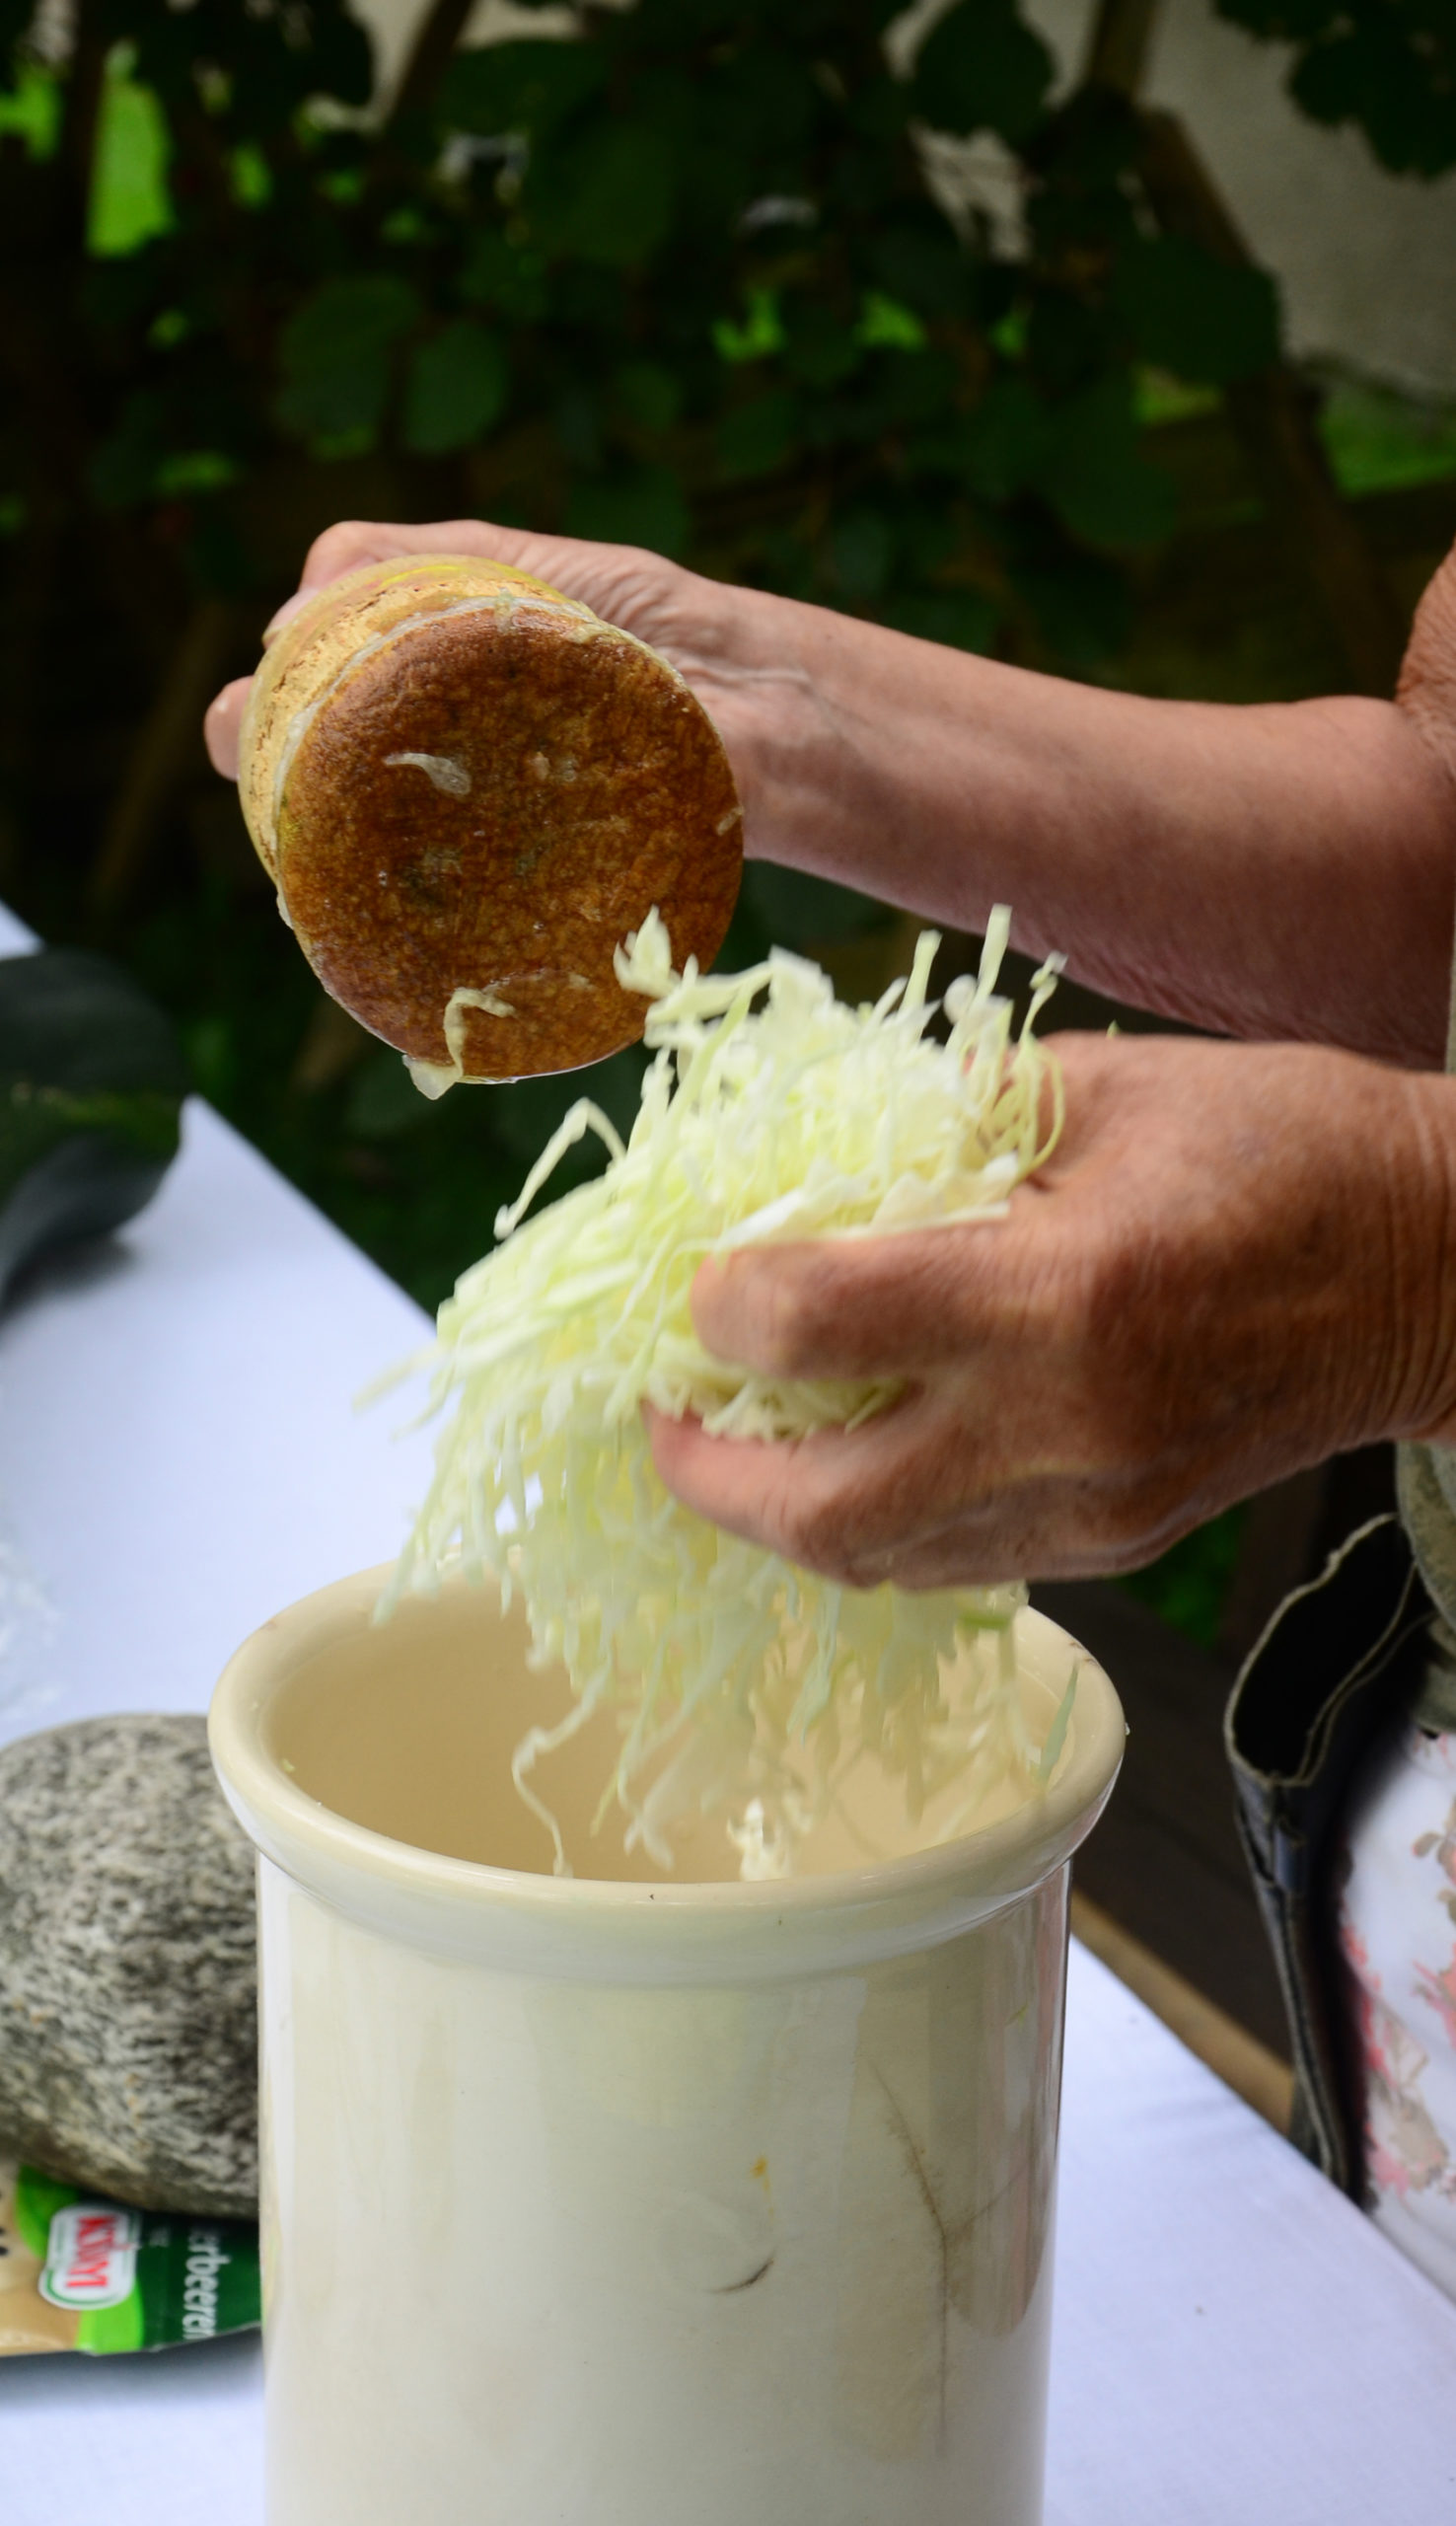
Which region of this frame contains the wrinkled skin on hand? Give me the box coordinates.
[208,523,1456,1591]
[648,1031,1456,1588]
[1398,534,1456,778]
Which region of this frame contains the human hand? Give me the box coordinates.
[647,1031,1456,1590]
[203,518,809,857]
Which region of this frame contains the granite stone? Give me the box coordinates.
[0,1714,256,2216]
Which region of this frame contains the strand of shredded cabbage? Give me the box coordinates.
[384,905,1067,1880]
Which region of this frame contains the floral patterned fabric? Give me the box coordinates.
[1339,1716,1456,2301]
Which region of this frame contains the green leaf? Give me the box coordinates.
[829,508,893,597]
[460,229,549,321]
[552,386,601,468]
[0,60,60,159]
[382,204,434,248]
[716,387,802,481]
[1319,379,1456,497]
[857,290,927,351]
[441,38,605,138]
[1134,371,1221,427]
[1114,237,1279,386]
[294,8,374,114]
[279,273,422,372]
[990,306,1030,361]
[782,297,862,389]
[911,0,1054,145]
[275,366,385,444]
[713,285,785,365]
[1293,22,1456,177]
[1037,372,1176,551]
[1215,3,1456,179]
[401,321,508,455]
[275,275,421,446]
[870,221,969,321]
[613,360,683,434]
[1120,1505,1246,1649]
[230,143,271,209]
[530,121,679,266]
[152,450,240,496]
[87,391,163,509]
[697,35,820,164]
[959,373,1054,500]
[875,344,959,429]
[1026,290,1107,397]
[89,54,174,258]
[317,167,364,207]
[565,465,690,557]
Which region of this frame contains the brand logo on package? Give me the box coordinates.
[39,2204,142,2310]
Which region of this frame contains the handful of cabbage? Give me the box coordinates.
[389,908,1065,1878]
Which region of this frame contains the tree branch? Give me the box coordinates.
[1083,0,1165,98]
[89,598,237,917]
[384,0,478,137]
[58,0,109,259]
[1137,107,1407,696]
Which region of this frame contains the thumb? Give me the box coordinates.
[204,677,252,780]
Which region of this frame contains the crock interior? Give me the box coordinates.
[264,1579,1086,1888]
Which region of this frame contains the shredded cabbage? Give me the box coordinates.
[386,906,1065,1879]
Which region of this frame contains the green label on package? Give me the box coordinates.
[0,2156,260,2355]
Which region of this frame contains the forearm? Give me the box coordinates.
[709,588,1456,1066]
[208,516,1456,1065]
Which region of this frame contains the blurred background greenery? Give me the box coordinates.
[3,0,1456,1644]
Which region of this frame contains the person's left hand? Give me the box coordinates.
[646,1029,1456,1589]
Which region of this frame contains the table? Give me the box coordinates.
[2,905,1454,2522]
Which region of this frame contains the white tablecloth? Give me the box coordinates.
[2,903,1454,2521]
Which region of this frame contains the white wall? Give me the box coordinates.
[1045,0,1456,400]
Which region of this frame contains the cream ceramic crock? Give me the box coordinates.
[210,1566,1124,2526]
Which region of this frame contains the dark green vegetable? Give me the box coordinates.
[0,952,188,1298]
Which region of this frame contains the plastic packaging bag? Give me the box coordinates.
[0,2155,260,2354]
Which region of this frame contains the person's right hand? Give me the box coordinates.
[648,1027,1456,1591]
[203,518,814,861]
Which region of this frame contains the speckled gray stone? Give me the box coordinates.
[0,1715,256,2216]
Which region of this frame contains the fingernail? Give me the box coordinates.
[262,590,311,645]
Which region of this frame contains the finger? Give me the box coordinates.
[289,518,687,644]
[690,1216,1072,1383]
[204,678,252,780]
[646,1391,994,1582]
[647,1401,1183,1592]
[296,516,546,597]
[646,1407,853,1573]
[270,519,582,641]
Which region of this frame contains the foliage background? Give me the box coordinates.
[3,0,1456,1637]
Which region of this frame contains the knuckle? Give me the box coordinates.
[763,1474,858,1583]
[303,520,380,582]
[722,1252,833,1378]
[762,1266,828,1376]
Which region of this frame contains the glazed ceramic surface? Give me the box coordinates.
[211,1568,1124,2526]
